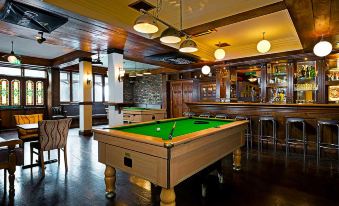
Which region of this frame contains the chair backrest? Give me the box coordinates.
[14,114,43,125]
[38,118,72,151]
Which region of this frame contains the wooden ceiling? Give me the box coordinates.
[0,0,337,69]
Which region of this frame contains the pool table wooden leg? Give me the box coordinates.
[160,188,176,206]
[233,148,241,171]
[104,165,116,198]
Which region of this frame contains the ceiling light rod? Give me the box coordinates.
[139,9,189,37]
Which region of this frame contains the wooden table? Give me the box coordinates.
[16,123,39,130]
[16,123,58,169]
[94,117,247,205]
[122,107,167,123]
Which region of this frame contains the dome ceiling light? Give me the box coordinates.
[257,32,271,54]
[179,37,198,53]
[160,27,182,44]
[133,14,159,34]
[313,35,332,57]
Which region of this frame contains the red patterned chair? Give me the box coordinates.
[30,118,72,177]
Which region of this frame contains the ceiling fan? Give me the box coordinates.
[92,49,103,65]
[2,41,21,65]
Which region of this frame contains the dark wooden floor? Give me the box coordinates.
[1,127,339,206]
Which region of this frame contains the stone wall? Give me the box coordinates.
[123,74,163,105]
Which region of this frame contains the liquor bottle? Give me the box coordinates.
[306,66,310,78]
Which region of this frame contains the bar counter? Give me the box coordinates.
[186,102,339,152]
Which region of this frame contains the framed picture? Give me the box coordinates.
[328,86,339,101]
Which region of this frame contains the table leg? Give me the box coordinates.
[104,165,116,198]
[233,148,241,171]
[160,188,175,206]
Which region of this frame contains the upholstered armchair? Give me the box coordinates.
[30,118,72,177]
[14,114,43,143]
[0,138,23,198]
[51,106,67,120]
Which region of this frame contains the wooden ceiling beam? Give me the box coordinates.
[183,1,286,35]
[52,50,93,67]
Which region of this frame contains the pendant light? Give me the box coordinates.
[160,27,181,44]
[160,0,182,44]
[201,65,211,75]
[7,41,18,64]
[179,0,198,53]
[133,14,159,34]
[179,37,198,53]
[214,42,226,60]
[313,35,332,57]
[257,32,271,54]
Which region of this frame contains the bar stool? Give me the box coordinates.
[285,118,307,158]
[215,113,228,119]
[183,111,195,117]
[317,120,339,162]
[258,116,277,152]
[199,112,211,118]
[235,115,252,149]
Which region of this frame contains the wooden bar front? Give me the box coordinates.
[186,102,339,152]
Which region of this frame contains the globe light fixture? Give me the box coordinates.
[160,28,181,44]
[214,48,225,60]
[313,39,332,57]
[179,38,198,53]
[257,32,271,54]
[133,14,159,34]
[201,65,211,75]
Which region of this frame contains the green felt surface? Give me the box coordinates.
[112,117,233,140]
[123,107,149,111]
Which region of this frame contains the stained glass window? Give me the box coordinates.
[26,80,34,105]
[0,79,9,106]
[36,81,44,105]
[11,80,20,106]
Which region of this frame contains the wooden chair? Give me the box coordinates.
[0,138,23,198]
[30,118,72,177]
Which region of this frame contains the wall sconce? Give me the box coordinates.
[118,67,125,82]
[86,72,92,85]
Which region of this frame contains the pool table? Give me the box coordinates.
[93,117,248,206]
[122,107,167,123]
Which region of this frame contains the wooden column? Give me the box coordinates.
[107,49,124,126]
[47,67,60,117]
[79,58,93,136]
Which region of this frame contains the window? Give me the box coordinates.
[0,79,9,106]
[11,80,20,106]
[72,73,79,102]
[104,77,109,102]
[36,81,44,105]
[26,80,34,105]
[60,72,70,102]
[94,75,103,102]
[24,69,46,78]
[0,67,21,76]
